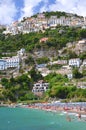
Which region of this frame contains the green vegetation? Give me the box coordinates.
[0,68,43,102]
[44,11,67,18]
[0,71,86,103]
[47,64,62,70]
[0,26,86,55]
[1,74,33,102]
[79,52,86,60]
[25,55,35,65]
[29,68,43,82]
[67,50,78,59]
[32,11,67,18]
[44,73,86,101]
[36,57,50,64]
[72,68,83,79]
[0,11,86,103]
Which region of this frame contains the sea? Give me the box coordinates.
[0,107,86,130]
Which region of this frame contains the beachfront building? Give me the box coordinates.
[32,80,49,95]
[69,58,81,67]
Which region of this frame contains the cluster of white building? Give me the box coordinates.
[35,58,86,81]
[0,56,20,70]
[0,48,25,71]
[69,58,82,67]
[3,13,86,35]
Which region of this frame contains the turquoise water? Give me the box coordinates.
[0,107,86,130]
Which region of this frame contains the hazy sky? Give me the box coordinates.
[0,0,86,25]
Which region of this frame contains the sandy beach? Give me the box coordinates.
[1,101,86,119]
[26,102,86,119]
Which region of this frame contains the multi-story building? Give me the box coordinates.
[32,80,49,95]
[3,13,86,35]
[59,16,66,25]
[69,58,81,67]
[48,16,58,27]
[6,56,20,68]
[22,20,36,34]
[65,17,71,26]
[0,56,20,70]
[0,59,7,70]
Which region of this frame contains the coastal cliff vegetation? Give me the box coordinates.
[0,11,86,103]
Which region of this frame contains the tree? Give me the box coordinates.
[2,89,16,102]
[78,29,86,38]
[73,68,83,79]
[25,56,34,65]
[67,50,78,59]
[16,74,32,90]
[36,57,50,64]
[79,52,86,60]
[29,68,43,82]
[82,67,86,76]
[1,78,10,88]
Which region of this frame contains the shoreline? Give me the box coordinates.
[26,102,86,118]
[1,102,86,117]
[26,103,86,122]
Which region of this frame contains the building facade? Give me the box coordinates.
[6,56,20,68]
[32,80,49,95]
[69,58,81,67]
[0,59,7,70]
[0,56,20,70]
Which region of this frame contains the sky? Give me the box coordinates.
[0,0,86,25]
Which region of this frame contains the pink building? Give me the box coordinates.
[40,37,48,43]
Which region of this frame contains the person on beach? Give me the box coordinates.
[78,113,81,119]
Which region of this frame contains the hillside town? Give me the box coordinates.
[0,39,86,95]
[0,1,86,129]
[3,13,86,35]
[0,11,86,103]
